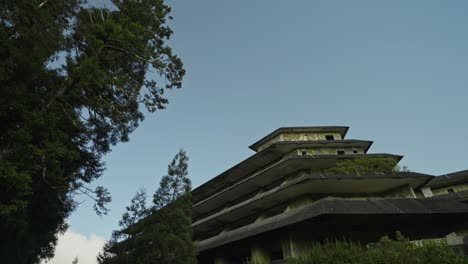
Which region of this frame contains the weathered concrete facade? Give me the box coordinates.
[192,126,468,263]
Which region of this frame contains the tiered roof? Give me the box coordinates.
[193,126,407,241]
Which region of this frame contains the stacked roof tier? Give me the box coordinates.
[192,126,468,264]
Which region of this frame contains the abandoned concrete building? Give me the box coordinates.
[192,126,468,264]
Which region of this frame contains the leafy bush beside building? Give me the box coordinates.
[287,234,468,264]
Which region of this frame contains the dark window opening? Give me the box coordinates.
[337,150,345,155]
[271,250,283,261]
[325,135,335,141]
[271,241,284,261]
[448,188,455,193]
[353,149,358,154]
[301,151,307,156]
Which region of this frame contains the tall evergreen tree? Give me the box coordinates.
[153,149,191,210]
[135,195,196,264]
[144,149,195,264]
[0,0,184,263]
[98,188,150,263]
[99,149,196,264]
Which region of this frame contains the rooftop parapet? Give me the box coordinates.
[249,126,349,152]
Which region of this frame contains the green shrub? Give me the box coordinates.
[287,240,365,264]
[287,234,468,264]
[324,157,399,175]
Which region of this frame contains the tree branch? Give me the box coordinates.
[103,44,153,64]
[41,154,57,189]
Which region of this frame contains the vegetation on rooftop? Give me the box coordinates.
[325,157,409,176]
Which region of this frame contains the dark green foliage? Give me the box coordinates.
[286,240,365,264]
[99,150,196,264]
[325,157,399,175]
[153,149,191,210]
[133,195,196,264]
[0,0,184,263]
[287,234,468,264]
[118,188,151,235]
[97,188,150,263]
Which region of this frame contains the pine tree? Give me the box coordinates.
[141,149,195,264]
[0,0,184,263]
[136,195,196,264]
[98,150,196,264]
[98,188,150,264]
[153,149,191,210]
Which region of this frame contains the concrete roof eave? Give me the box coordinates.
[196,197,468,252]
[192,139,374,204]
[193,153,403,217]
[426,169,468,188]
[192,172,434,234]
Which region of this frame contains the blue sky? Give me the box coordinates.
[55,1,468,262]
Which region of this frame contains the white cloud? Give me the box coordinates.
[43,229,106,264]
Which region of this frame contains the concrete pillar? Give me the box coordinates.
[282,238,292,259]
[421,187,433,197]
[408,185,416,198]
[463,235,468,255]
[289,232,313,258]
[251,244,270,264]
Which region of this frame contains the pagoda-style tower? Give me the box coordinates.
[192,126,468,264]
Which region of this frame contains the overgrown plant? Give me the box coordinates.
[325,157,405,175]
[287,234,468,264]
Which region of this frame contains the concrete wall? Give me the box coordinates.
[214,256,231,264]
[296,147,364,156]
[250,244,271,264]
[432,183,468,196]
[258,132,343,151]
[385,185,416,198]
[287,232,314,258]
[282,132,342,141]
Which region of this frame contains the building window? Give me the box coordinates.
[353,149,358,154]
[325,135,334,141]
[301,151,307,156]
[337,150,345,155]
[447,188,455,193]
